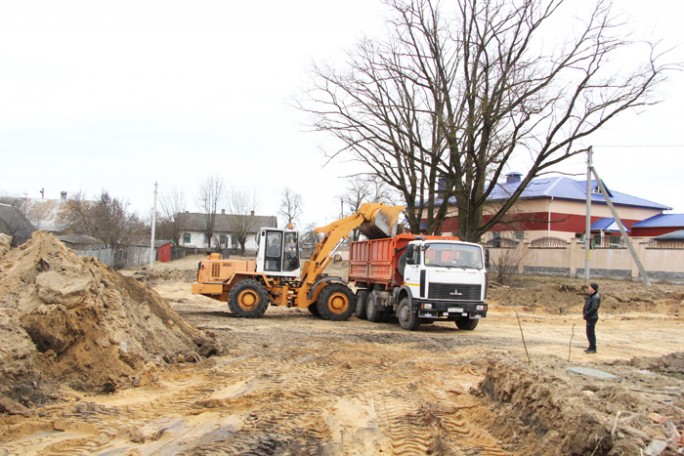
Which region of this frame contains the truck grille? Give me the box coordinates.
[428,283,481,301]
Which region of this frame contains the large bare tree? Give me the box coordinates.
[301,0,671,241]
[197,176,225,249]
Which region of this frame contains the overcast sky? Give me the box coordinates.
[1,0,683,228]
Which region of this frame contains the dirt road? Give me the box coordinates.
[1,254,682,455]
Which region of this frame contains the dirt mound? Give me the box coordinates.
[0,232,223,410]
[0,233,10,256]
[489,275,684,316]
[131,267,197,285]
[478,354,684,455]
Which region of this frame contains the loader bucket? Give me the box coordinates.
[358,204,405,239]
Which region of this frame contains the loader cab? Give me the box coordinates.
[256,228,301,277]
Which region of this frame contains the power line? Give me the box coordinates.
[593,144,684,148]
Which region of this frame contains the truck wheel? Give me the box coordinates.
[366,291,383,323]
[228,279,269,318]
[455,317,479,330]
[317,283,356,321]
[397,297,419,330]
[354,290,368,320]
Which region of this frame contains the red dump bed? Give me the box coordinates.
[348,234,459,287]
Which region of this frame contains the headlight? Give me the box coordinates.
[423,303,433,310]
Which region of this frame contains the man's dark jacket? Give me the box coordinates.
[583,291,601,320]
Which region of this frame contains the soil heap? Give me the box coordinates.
[0,232,222,410]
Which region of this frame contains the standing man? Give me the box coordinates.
[583,282,601,353]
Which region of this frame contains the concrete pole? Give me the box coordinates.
[149,182,158,269]
[584,147,592,281]
[590,167,651,287]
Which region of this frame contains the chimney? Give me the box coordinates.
[60,191,68,200]
[221,209,225,214]
[505,172,522,184]
[250,210,255,216]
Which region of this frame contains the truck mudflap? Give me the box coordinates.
[416,301,488,320]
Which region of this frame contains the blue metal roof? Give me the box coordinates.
[654,229,684,240]
[488,176,671,210]
[591,218,627,232]
[633,213,684,228]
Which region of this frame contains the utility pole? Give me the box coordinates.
[590,167,651,287]
[584,148,592,281]
[585,147,650,287]
[149,182,158,269]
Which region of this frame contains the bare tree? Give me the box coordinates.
[279,188,303,228]
[225,188,259,255]
[158,188,186,247]
[301,0,672,241]
[58,191,144,258]
[197,176,225,249]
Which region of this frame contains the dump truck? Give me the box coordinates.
[349,234,488,330]
[191,203,404,320]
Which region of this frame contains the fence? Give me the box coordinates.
[486,237,684,284]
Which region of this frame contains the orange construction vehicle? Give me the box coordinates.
[191,203,404,320]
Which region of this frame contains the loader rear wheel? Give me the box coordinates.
[455,317,479,330]
[228,279,269,318]
[316,283,355,321]
[308,303,320,317]
[366,291,383,323]
[354,290,368,320]
[397,297,419,331]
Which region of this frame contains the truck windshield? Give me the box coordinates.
[423,243,483,269]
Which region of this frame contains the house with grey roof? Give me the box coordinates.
[176,210,277,251]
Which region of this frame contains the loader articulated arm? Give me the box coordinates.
[298,203,405,301]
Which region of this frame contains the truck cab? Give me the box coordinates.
[349,234,488,331]
[402,240,488,328]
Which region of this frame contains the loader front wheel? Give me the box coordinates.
[228,279,269,318]
[317,283,355,321]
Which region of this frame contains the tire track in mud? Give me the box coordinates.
[0,313,511,455]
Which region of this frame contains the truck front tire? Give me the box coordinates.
[455,317,479,330]
[317,283,356,321]
[397,297,419,330]
[228,279,270,318]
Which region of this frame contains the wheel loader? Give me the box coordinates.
[191,202,405,320]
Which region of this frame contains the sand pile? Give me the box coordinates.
[0,232,222,410]
[488,275,684,316]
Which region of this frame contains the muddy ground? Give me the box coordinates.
[0,245,682,455]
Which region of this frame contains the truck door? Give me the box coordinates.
[403,243,423,299]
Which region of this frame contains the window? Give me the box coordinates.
[182,233,191,243]
[219,234,227,247]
